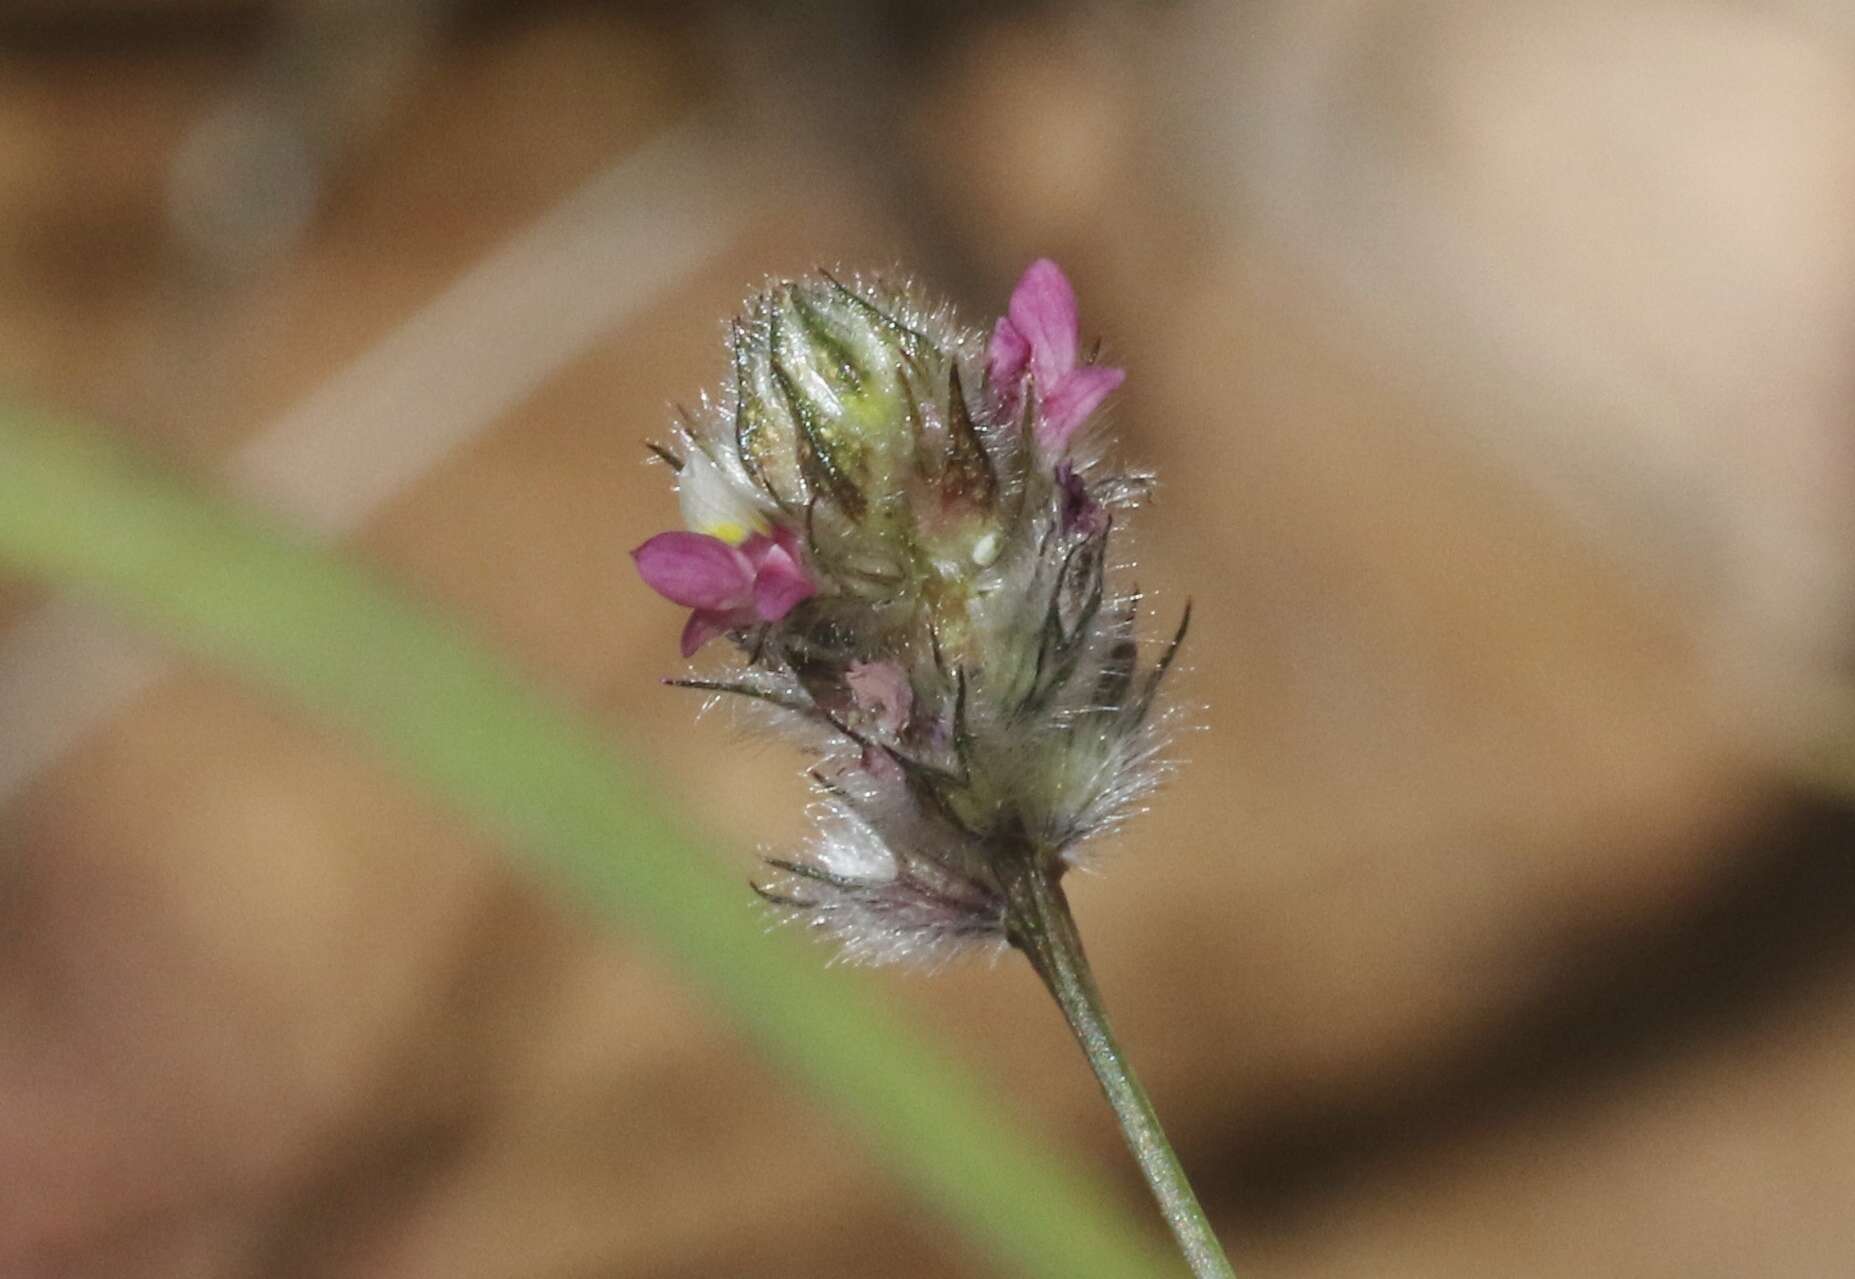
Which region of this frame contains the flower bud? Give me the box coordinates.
[728,274,1009,628]
[733,277,920,520]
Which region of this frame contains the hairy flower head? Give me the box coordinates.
[634,260,1184,965]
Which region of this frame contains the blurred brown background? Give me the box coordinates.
[4,2,1855,1275]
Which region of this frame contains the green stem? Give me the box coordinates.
[1005,863,1237,1279]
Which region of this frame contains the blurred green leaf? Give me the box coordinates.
[0,406,1181,1279]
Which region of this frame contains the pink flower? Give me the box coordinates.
[986,259,1125,453]
[845,660,913,736]
[632,526,815,656]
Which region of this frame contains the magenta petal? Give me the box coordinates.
[985,314,1031,388]
[679,609,728,657]
[1037,365,1125,451]
[750,544,816,621]
[1007,259,1080,390]
[632,531,754,610]
[769,523,806,560]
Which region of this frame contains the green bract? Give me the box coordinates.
[728,276,1010,641]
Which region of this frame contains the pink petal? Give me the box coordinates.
[679,609,729,657]
[985,314,1031,389]
[633,531,754,610]
[845,660,913,735]
[1006,259,1080,390]
[750,542,816,621]
[769,523,806,560]
[1037,364,1125,452]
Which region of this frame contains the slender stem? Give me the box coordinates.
[1005,863,1237,1279]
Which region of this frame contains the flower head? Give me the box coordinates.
[633,263,1182,965]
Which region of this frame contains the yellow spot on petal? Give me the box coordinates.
[703,518,768,545]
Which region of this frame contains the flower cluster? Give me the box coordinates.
[633,260,1186,964]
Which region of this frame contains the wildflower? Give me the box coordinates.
[633,260,1178,962]
[986,258,1126,452]
[632,262,1231,1278]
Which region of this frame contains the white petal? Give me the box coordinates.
[677,448,769,544]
